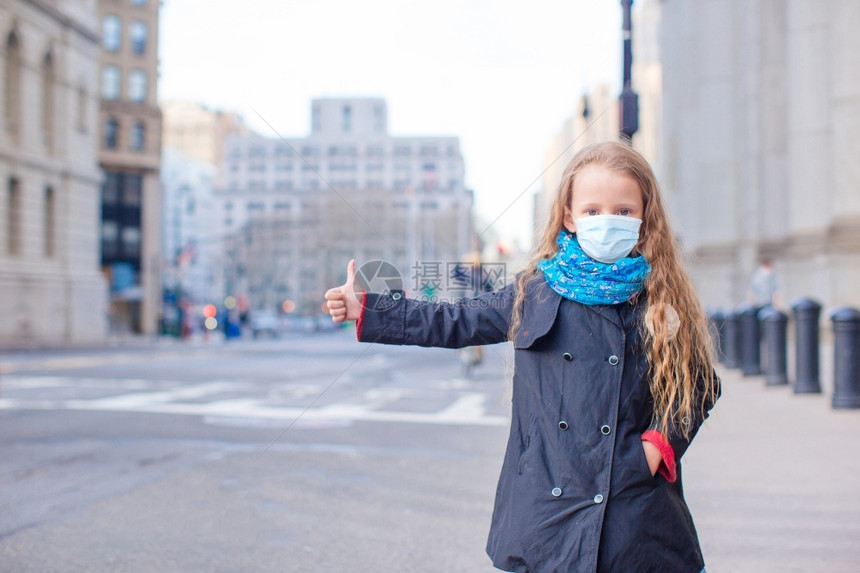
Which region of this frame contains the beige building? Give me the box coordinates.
[660,1,860,311]
[0,0,107,345]
[161,100,249,169]
[97,0,162,334]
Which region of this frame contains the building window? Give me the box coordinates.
[374,104,385,133]
[101,65,121,100]
[131,0,147,4]
[121,226,141,257]
[343,105,352,133]
[123,174,142,206]
[128,70,147,102]
[130,20,147,55]
[5,31,21,138]
[44,186,55,257]
[42,52,55,152]
[102,15,121,52]
[101,221,119,258]
[312,102,321,132]
[130,121,145,151]
[76,83,88,132]
[7,178,21,254]
[102,172,121,204]
[105,118,119,149]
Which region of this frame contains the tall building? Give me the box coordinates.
[0,0,107,345]
[660,1,860,310]
[161,148,218,309]
[214,97,474,314]
[97,0,162,334]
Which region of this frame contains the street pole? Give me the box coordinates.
[620,0,639,143]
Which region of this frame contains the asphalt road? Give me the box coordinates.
[0,329,512,572]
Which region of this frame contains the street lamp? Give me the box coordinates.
[619,0,639,142]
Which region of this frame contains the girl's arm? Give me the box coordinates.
[324,259,513,348]
[357,286,513,348]
[642,374,721,482]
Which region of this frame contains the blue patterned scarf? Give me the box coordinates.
[537,231,651,305]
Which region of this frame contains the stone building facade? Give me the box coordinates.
[0,0,106,345]
[660,0,860,311]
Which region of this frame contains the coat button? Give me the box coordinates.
[600,425,611,435]
[562,352,572,361]
[608,355,619,365]
[593,494,604,504]
[551,487,562,497]
[558,420,569,430]
[392,292,402,300]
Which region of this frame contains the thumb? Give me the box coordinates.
[345,259,357,291]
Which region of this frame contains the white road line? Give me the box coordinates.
[0,385,508,427]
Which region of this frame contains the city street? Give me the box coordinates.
[0,328,512,572]
[2,328,860,572]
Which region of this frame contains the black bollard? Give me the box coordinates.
[831,307,860,409]
[791,298,822,394]
[739,304,762,376]
[722,311,740,368]
[759,306,788,386]
[709,309,726,363]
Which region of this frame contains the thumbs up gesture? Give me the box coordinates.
[325,259,362,322]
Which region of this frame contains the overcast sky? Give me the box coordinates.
[159,0,624,248]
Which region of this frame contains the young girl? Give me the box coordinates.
[325,141,719,573]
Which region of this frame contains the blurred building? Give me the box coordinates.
[161,100,249,173]
[215,97,474,314]
[161,148,218,312]
[0,0,107,345]
[661,1,860,310]
[97,0,162,334]
[159,101,250,332]
[537,0,662,245]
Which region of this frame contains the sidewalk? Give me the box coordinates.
[684,365,860,572]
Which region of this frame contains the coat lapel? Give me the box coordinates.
[514,274,630,348]
[583,303,624,330]
[514,276,562,348]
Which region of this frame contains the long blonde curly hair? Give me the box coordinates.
[509,141,717,438]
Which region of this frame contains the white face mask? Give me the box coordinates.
[574,215,642,263]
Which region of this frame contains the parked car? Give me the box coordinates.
[249,311,281,338]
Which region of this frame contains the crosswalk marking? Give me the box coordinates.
[0,376,508,427]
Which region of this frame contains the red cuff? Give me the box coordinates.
[355,291,367,341]
[641,429,677,482]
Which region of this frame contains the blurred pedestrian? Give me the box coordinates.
[748,258,781,309]
[325,141,719,572]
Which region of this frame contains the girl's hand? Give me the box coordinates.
[324,259,361,323]
[642,440,663,476]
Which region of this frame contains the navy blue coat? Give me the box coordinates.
[358,276,718,572]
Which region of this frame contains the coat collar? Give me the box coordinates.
[513,275,626,348]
